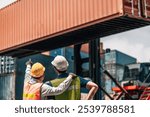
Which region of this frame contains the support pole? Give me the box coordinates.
[74,44,82,76]
[89,38,102,100]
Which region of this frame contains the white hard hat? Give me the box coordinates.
[51,55,69,71]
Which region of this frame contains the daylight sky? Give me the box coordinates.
[1,0,150,62]
[101,26,150,62]
[0,0,16,9]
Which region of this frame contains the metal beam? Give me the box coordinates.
[89,38,102,100]
[74,44,82,76]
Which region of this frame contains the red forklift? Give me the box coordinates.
[103,63,150,100]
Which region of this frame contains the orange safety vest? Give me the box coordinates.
[23,82,43,100]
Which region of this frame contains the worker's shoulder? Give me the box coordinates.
[44,81,52,86]
[79,76,91,85]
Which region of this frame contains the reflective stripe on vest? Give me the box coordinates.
[23,82,43,100]
[50,77,80,100]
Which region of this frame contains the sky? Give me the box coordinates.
[1,0,150,62]
[0,0,16,9]
[101,26,150,62]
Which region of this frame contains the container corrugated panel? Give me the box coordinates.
[0,73,15,100]
[104,64,124,94]
[0,56,15,74]
[116,50,137,65]
[105,50,136,65]
[105,51,116,64]
[0,0,123,52]
[0,0,150,54]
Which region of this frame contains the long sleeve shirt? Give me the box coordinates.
[24,65,72,99]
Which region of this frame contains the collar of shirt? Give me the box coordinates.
[29,78,38,84]
[57,73,69,78]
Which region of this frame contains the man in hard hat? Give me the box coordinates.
[47,55,98,100]
[23,60,75,100]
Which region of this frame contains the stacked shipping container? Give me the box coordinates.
[0,0,150,56]
[104,50,137,96]
[0,56,15,99]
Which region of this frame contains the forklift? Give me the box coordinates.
[112,63,150,100]
[73,40,150,100]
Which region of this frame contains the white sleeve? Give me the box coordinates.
[24,64,31,83]
[41,76,72,96]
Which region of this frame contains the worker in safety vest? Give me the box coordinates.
[46,55,98,100]
[23,60,75,100]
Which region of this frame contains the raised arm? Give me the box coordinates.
[24,59,33,83]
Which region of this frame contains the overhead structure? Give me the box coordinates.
[0,0,150,57]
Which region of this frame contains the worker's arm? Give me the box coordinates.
[85,81,98,100]
[24,59,33,83]
[24,64,32,83]
[41,74,74,96]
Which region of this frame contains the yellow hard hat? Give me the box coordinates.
[30,62,45,78]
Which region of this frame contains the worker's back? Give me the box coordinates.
[23,82,42,100]
[50,76,80,100]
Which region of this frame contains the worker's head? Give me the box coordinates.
[30,62,45,80]
[51,55,69,73]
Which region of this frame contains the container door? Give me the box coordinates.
[124,0,141,17]
[0,73,15,100]
[142,0,150,18]
[0,56,15,100]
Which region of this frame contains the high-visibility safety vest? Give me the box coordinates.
[23,82,43,100]
[50,77,80,100]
